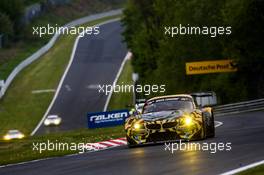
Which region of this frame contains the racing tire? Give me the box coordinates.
[126,135,137,148]
[201,114,207,139]
[207,112,215,138]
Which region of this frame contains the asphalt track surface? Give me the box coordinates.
[1,111,264,175]
[36,21,127,134]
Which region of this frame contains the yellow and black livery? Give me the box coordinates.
[125,95,215,147]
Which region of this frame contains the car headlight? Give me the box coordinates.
[184,117,193,126]
[4,135,10,140]
[133,123,144,130]
[54,120,60,125]
[18,134,25,139]
[134,123,141,130]
[44,120,50,126]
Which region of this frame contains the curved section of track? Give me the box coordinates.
[36,21,127,134]
[1,111,264,175]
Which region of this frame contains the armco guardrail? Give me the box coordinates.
[214,98,264,116]
[0,9,122,99]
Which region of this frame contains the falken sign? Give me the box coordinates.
[87,109,129,128]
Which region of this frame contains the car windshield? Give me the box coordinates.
[9,130,19,134]
[48,115,58,119]
[143,98,194,114]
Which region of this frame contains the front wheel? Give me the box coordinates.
[126,135,137,148]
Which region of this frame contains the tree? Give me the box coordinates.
[0,0,24,22]
[0,0,24,39]
[0,12,14,47]
[222,0,264,99]
[122,0,264,102]
[0,12,13,36]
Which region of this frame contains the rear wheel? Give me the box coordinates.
[208,112,215,138]
[201,114,207,139]
[202,112,215,139]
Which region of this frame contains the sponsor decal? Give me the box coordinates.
[87,109,129,128]
[186,60,237,75]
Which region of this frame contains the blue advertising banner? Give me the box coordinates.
[87,109,129,128]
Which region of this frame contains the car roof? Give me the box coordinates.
[136,103,145,106]
[47,115,59,118]
[147,94,193,102]
[191,91,216,97]
[8,130,20,133]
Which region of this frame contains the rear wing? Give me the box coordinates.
[191,92,217,107]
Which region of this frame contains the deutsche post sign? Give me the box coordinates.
[186,60,237,75]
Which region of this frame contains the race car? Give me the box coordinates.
[44,115,62,126]
[125,94,215,147]
[135,102,145,114]
[3,130,25,141]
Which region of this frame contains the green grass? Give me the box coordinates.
[0,15,121,137]
[237,164,264,175]
[0,127,124,165]
[0,21,133,165]
[0,0,126,80]
[108,59,134,110]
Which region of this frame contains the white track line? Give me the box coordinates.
[103,52,132,111]
[0,157,53,168]
[30,32,80,136]
[30,18,121,136]
[32,89,56,94]
[215,121,223,128]
[220,160,264,175]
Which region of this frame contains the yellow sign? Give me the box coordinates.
[186,60,237,75]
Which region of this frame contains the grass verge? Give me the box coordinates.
[0,127,124,165]
[0,15,121,137]
[0,0,126,80]
[237,164,264,175]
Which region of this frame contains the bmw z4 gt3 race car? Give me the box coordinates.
[125,94,215,147]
